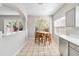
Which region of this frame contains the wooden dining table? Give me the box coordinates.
[35,31,51,46]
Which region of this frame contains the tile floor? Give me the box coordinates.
[16,37,60,56]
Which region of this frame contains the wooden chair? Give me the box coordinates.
[44,33,51,46]
[35,32,43,45]
[35,32,51,46]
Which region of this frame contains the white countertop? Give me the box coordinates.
[2,31,25,37]
[55,33,79,46]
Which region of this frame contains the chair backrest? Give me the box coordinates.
[35,32,43,38]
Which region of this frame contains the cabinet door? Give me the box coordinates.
[69,47,79,56]
[59,37,68,56]
[66,8,75,27]
[69,43,79,52]
[69,42,79,56]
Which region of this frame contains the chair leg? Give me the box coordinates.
[49,37,51,45]
[44,38,47,46]
[40,37,43,43]
[38,38,40,45]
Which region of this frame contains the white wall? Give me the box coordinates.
[0,17,4,33]
[27,16,35,38]
[11,4,28,39]
[27,15,53,38]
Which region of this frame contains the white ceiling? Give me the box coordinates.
[23,3,64,16]
[0,4,20,15]
[0,3,64,16]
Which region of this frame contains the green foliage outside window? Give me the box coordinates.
[35,18,48,30]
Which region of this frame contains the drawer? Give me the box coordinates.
[69,47,79,56]
[69,43,79,52]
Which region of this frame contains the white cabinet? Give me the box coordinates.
[69,47,79,56]
[66,6,79,27]
[69,43,79,56]
[54,16,65,27]
[59,37,68,56]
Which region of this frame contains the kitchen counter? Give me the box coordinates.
[2,31,24,37]
[55,33,79,46]
[0,31,26,56]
